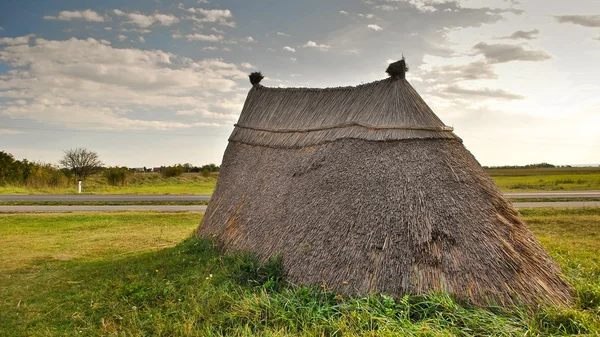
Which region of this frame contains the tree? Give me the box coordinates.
[59,148,103,181]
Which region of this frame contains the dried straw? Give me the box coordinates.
[197,73,572,307]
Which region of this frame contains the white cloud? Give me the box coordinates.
[367,24,383,31]
[0,129,24,135]
[339,10,348,15]
[182,33,223,42]
[245,36,256,43]
[0,34,35,45]
[358,13,376,19]
[187,8,235,27]
[0,36,247,131]
[240,62,254,69]
[175,109,238,120]
[283,46,296,52]
[113,10,179,28]
[117,34,127,41]
[277,32,290,37]
[0,26,4,31]
[44,9,105,22]
[304,40,331,51]
[104,27,112,31]
[138,36,145,43]
[374,5,397,11]
[290,57,297,62]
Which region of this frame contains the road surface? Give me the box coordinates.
[1,191,599,202]
[0,202,598,213]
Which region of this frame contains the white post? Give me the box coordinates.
[78,180,82,193]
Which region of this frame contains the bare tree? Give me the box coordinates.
[59,148,103,181]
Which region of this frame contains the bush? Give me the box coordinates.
[104,167,130,186]
[161,165,184,178]
[25,163,67,188]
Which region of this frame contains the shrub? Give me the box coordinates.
[104,167,130,186]
[161,165,184,178]
[25,162,67,188]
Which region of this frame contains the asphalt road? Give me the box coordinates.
[0,202,598,213]
[1,191,599,202]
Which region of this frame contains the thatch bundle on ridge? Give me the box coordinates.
[197,58,572,306]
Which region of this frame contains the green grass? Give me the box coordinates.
[2,168,600,195]
[0,173,217,195]
[491,173,600,192]
[1,209,599,336]
[0,200,209,206]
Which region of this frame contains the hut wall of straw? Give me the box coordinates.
[197,73,572,306]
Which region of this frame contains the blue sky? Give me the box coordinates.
[0,0,599,167]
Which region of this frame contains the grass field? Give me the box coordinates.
[0,173,217,195]
[1,208,599,336]
[1,168,600,195]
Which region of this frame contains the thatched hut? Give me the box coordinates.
[197,59,571,306]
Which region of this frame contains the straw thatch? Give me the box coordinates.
[197,60,572,307]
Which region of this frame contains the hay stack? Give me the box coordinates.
[197,61,572,306]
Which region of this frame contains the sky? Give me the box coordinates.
[0,0,598,167]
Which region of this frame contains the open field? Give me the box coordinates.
[0,173,218,195]
[2,168,600,195]
[1,208,599,336]
[487,167,600,192]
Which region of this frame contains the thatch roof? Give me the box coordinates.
[231,68,456,148]
[198,60,572,307]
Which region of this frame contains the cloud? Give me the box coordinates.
[240,62,253,69]
[277,32,290,37]
[419,61,498,83]
[283,46,295,52]
[304,41,331,51]
[245,36,256,43]
[339,10,348,15]
[0,34,35,45]
[175,109,238,120]
[0,129,24,135]
[358,13,376,19]
[117,34,127,41]
[0,26,4,31]
[0,36,247,131]
[113,10,179,28]
[443,85,524,100]
[397,0,523,14]
[374,5,397,11]
[138,36,145,43]
[496,29,539,40]
[367,24,383,31]
[178,33,223,42]
[44,9,105,22]
[187,8,235,27]
[554,15,600,27]
[472,42,551,63]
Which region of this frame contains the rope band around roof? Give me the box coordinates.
[234,122,454,133]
